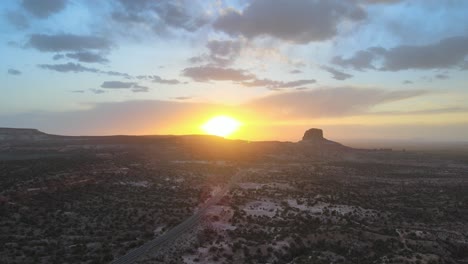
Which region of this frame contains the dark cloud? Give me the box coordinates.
[151,76,180,85]
[7,41,19,47]
[65,52,109,64]
[207,40,241,58]
[362,0,402,4]
[28,34,112,52]
[280,80,316,88]
[21,0,67,18]
[100,81,149,93]
[105,71,132,79]
[332,48,382,70]
[182,65,315,88]
[71,90,85,93]
[462,61,468,70]
[242,78,316,90]
[131,85,149,93]
[5,11,29,29]
[322,66,353,80]
[382,36,468,71]
[214,0,366,44]
[113,0,209,33]
[435,74,449,80]
[134,75,181,84]
[241,79,278,87]
[173,96,192,100]
[90,88,106,94]
[153,0,209,32]
[7,69,22,75]
[52,54,65,60]
[333,36,468,71]
[290,69,302,74]
[206,40,242,66]
[101,81,136,89]
[188,56,204,64]
[182,66,255,82]
[38,62,99,73]
[246,87,427,118]
[189,39,242,66]
[38,63,131,78]
[111,11,147,24]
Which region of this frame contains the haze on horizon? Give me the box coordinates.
[1,0,468,142]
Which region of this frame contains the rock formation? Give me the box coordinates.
[302,128,324,141]
[300,128,349,151]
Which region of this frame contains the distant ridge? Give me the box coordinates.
[0,127,349,150]
[0,127,234,145]
[0,127,50,141]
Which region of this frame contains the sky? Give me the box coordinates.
[1,0,468,142]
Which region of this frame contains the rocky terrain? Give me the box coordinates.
[0,128,467,264]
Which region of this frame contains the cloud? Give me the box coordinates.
[38,63,131,78]
[246,87,427,118]
[188,56,205,64]
[332,48,383,70]
[28,34,112,52]
[101,81,136,89]
[278,80,316,88]
[242,78,316,89]
[21,0,67,18]
[189,39,242,66]
[38,62,99,73]
[151,76,180,85]
[240,78,277,87]
[134,75,181,84]
[362,0,402,4]
[173,96,192,100]
[52,54,65,60]
[402,80,413,84]
[65,52,109,64]
[100,81,149,93]
[152,0,209,32]
[182,65,315,88]
[104,71,132,78]
[90,88,106,94]
[7,69,22,75]
[435,74,449,80]
[382,36,468,71]
[5,11,29,29]
[290,69,302,74]
[214,0,366,44]
[112,0,209,33]
[333,36,468,71]
[206,39,242,66]
[462,61,468,70]
[322,66,353,80]
[131,85,149,93]
[71,90,85,93]
[182,66,255,82]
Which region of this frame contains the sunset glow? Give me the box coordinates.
[201,116,241,137]
[1,0,468,142]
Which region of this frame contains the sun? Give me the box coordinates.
[201,115,241,137]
